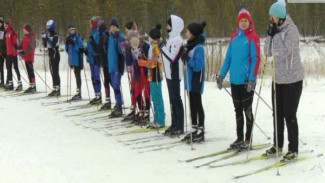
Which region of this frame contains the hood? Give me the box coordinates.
[169,15,184,38]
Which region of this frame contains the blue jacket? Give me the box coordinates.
[219,29,260,85]
[86,29,100,65]
[184,44,205,94]
[107,31,125,74]
[65,34,84,68]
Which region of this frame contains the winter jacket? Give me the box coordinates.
[161,15,184,81]
[21,33,36,62]
[131,42,150,82]
[184,43,205,94]
[5,22,18,56]
[147,40,163,82]
[86,29,100,66]
[0,25,6,56]
[98,30,109,67]
[264,15,304,84]
[42,30,60,59]
[107,31,125,74]
[219,24,260,85]
[65,33,84,68]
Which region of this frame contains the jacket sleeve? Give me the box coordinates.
[219,41,232,79]
[117,33,125,55]
[272,25,299,61]
[188,46,205,72]
[23,36,35,55]
[249,37,260,82]
[161,38,183,62]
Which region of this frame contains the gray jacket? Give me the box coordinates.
[264,15,304,84]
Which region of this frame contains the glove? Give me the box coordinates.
[41,32,47,39]
[181,49,190,63]
[267,21,279,37]
[127,65,133,73]
[66,37,75,46]
[246,80,256,93]
[14,44,19,50]
[158,39,166,49]
[18,51,24,56]
[216,75,223,90]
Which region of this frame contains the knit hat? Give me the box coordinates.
[187,22,206,37]
[269,0,286,19]
[24,24,32,32]
[68,24,76,31]
[237,8,252,23]
[149,24,162,40]
[97,20,106,33]
[46,20,56,31]
[90,16,99,30]
[109,17,119,28]
[125,21,134,30]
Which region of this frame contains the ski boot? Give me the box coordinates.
[108,105,123,118]
[139,110,150,126]
[181,126,198,142]
[238,139,252,151]
[70,89,82,101]
[15,81,22,92]
[89,93,101,105]
[192,127,205,143]
[163,126,174,136]
[229,138,244,150]
[122,107,135,122]
[5,81,14,91]
[169,129,184,138]
[262,146,283,157]
[100,97,111,110]
[281,151,298,162]
[131,112,141,125]
[24,83,36,94]
[0,82,5,89]
[48,86,60,97]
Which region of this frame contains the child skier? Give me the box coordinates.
[42,20,61,96]
[65,24,84,101]
[16,24,36,93]
[182,22,207,143]
[216,8,260,149]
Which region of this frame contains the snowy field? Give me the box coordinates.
[0,45,325,182]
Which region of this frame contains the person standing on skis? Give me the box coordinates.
[216,8,260,150]
[15,24,36,94]
[107,17,125,118]
[42,20,61,96]
[65,24,84,101]
[4,21,22,91]
[85,16,102,105]
[182,22,207,143]
[263,1,304,162]
[161,14,185,137]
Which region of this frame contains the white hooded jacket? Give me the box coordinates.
[162,15,184,80]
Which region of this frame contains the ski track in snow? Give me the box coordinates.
[1,61,325,182]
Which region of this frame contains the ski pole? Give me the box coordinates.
[83,65,91,102]
[185,62,195,151]
[272,55,280,176]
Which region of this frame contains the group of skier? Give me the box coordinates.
[0,1,304,162]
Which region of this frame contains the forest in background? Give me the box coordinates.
[1,0,324,40]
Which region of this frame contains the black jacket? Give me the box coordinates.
[0,26,6,56]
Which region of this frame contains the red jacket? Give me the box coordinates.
[22,33,36,62]
[5,22,18,56]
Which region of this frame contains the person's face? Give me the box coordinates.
[70,29,76,35]
[89,21,92,29]
[239,18,249,30]
[23,28,29,35]
[186,29,194,40]
[110,25,117,33]
[4,24,8,30]
[167,24,172,32]
[270,15,280,25]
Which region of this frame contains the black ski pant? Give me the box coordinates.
[49,51,60,87]
[189,92,205,128]
[0,54,5,84]
[103,66,111,99]
[25,61,35,83]
[231,84,254,142]
[6,55,21,83]
[166,79,184,132]
[73,66,82,90]
[272,80,302,153]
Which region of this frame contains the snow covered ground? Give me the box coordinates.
[1,51,325,182]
